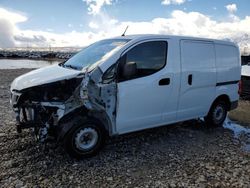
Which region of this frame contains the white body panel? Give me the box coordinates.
[10,34,241,136]
[115,39,179,134]
[241,65,250,76]
[215,44,240,83]
[215,44,241,102]
[10,64,81,91]
[116,70,174,133]
[177,40,216,121]
[113,35,240,135]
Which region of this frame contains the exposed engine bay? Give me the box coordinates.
[10,68,117,142]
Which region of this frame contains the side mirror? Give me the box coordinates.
[122,62,137,79]
[102,64,116,84]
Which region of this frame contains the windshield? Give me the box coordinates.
[63,39,130,70]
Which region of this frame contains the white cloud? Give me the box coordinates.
[162,0,186,5]
[88,10,250,53]
[225,4,239,22]
[0,7,250,54]
[46,28,54,32]
[82,0,113,15]
[229,14,240,22]
[0,7,27,24]
[0,7,27,47]
[89,21,99,29]
[14,29,99,47]
[87,11,118,33]
[225,3,237,14]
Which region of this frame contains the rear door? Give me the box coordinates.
[177,40,216,120]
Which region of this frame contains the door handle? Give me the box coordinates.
[188,74,193,85]
[159,78,170,86]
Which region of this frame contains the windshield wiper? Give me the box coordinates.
[58,62,65,67]
[63,64,79,70]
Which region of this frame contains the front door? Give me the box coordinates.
[115,40,177,134]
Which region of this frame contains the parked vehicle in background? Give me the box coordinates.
[241,63,250,99]
[10,34,241,158]
[241,55,250,66]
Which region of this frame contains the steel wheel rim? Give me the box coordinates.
[74,127,98,151]
[213,105,225,123]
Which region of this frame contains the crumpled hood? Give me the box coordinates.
[242,65,250,76]
[11,64,82,91]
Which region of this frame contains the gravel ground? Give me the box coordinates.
[0,69,250,187]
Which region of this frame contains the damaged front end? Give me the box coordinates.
[9,38,130,144]
[10,67,117,142]
[10,74,84,141]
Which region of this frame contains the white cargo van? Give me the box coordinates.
[10,35,241,158]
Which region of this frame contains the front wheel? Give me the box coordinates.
[205,101,227,127]
[63,118,106,159]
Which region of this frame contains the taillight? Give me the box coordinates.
[238,80,242,95]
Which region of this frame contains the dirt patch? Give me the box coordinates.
[229,100,250,127]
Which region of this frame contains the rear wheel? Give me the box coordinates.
[63,118,106,159]
[205,101,227,127]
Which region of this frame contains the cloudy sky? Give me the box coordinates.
[0,0,250,49]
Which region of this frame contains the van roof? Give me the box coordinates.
[112,34,237,46]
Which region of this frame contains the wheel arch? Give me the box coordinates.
[57,108,110,142]
[209,94,231,113]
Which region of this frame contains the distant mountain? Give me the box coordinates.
[0,47,82,52]
[0,36,249,56]
[230,33,250,55]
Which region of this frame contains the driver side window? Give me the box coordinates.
[119,41,168,81]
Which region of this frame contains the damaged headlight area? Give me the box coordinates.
[10,77,82,142]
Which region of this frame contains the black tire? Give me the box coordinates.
[63,117,106,159]
[205,101,227,127]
